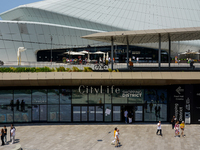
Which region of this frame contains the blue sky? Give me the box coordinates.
[0,0,41,19]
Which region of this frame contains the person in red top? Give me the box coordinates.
[174,121,179,137]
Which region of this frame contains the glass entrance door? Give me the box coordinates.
[113,106,121,121]
[72,105,103,122]
[32,105,47,122]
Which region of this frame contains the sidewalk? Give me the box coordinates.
[0,124,199,150]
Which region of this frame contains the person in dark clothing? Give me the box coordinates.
[1,129,5,146]
[157,106,161,118]
[149,102,153,113]
[171,116,176,129]
[155,106,157,117]
[16,99,20,111]
[3,126,7,144]
[21,100,23,111]
[10,100,14,111]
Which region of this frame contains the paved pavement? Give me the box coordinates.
[0,124,199,150]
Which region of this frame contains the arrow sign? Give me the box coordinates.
[176,86,184,94]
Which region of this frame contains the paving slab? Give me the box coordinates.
[0,124,199,150]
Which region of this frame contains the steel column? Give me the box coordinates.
[126,36,129,69]
[111,37,114,70]
[168,34,171,68]
[158,34,161,69]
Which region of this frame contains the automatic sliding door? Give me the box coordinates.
[135,106,143,121]
[89,106,95,121]
[113,106,121,121]
[96,106,103,121]
[73,106,80,122]
[81,106,87,121]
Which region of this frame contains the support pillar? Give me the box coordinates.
[126,36,129,69]
[111,36,114,70]
[168,34,171,68]
[158,34,161,69]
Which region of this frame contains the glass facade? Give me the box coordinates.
[0,87,168,123]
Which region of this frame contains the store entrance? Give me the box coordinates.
[72,105,104,122]
[113,105,143,122]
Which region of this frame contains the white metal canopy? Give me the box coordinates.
[82,27,200,44]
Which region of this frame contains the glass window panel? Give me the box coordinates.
[157,104,167,121]
[128,89,144,104]
[60,89,71,104]
[89,87,104,104]
[0,90,13,105]
[81,106,87,121]
[60,105,71,122]
[14,105,31,122]
[0,107,13,123]
[96,106,103,121]
[32,89,47,104]
[48,105,59,122]
[73,106,80,122]
[144,104,157,121]
[104,104,112,122]
[32,105,39,121]
[72,89,88,104]
[48,89,59,104]
[112,88,127,104]
[157,89,167,104]
[105,92,111,103]
[135,106,143,121]
[113,106,121,121]
[89,106,95,121]
[14,90,31,105]
[40,105,47,121]
[144,89,157,104]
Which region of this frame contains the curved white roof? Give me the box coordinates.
[1,0,200,31]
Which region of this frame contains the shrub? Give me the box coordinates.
[112,70,116,72]
[108,68,112,72]
[72,66,79,72]
[116,69,119,72]
[56,66,65,72]
[66,68,72,72]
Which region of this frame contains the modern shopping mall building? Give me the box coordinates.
[0,0,200,124]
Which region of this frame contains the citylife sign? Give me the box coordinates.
[78,85,143,98]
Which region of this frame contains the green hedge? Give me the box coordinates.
[0,66,93,72]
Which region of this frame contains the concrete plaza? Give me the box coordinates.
[0,123,199,150]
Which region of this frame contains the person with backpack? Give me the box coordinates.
[111,127,117,145]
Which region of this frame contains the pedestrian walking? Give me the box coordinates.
[180,121,185,137]
[111,127,117,145]
[124,109,128,124]
[174,121,179,137]
[171,116,176,129]
[156,121,162,136]
[115,129,119,148]
[1,129,5,146]
[3,126,7,144]
[10,127,15,144]
[10,124,16,142]
[128,111,133,124]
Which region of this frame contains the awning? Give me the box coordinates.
[82,27,200,45]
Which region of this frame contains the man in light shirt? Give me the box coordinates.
[10,127,15,144]
[156,121,162,136]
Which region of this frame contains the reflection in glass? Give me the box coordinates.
[135,106,143,121]
[32,105,39,121]
[96,106,103,121]
[104,104,112,122]
[14,105,31,122]
[105,93,111,103]
[32,89,47,104]
[128,89,144,104]
[113,106,121,121]
[112,89,127,104]
[72,89,88,104]
[14,90,31,104]
[48,105,59,122]
[40,105,47,121]
[0,90,13,123]
[48,89,59,104]
[60,89,71,104]
[60,105,71,122]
